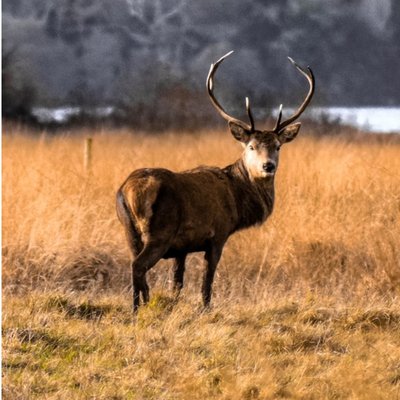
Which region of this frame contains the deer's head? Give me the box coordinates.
[207,51,315,179]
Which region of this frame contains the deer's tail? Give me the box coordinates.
[116,188,143,256]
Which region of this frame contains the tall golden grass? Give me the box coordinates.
[3,124,400,298]
[3,124,400,399]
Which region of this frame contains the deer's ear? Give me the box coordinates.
[278,122,301,144]
[229,122,251,143]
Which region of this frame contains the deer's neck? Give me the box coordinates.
[224,159,275,232]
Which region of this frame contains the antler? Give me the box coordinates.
[207,51,255,132]
[207,52,314,134]
[273,57,315,132]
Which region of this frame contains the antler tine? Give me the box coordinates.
[276,57,315,132]
[207,51,252,130]
[245,97,255,132]
[273,104,283,132]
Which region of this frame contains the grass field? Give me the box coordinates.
[3,123,400,399]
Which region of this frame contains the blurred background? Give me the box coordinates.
[2,0,400,131]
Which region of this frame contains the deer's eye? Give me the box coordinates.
[249,145,255,151]
[276,145,281,151]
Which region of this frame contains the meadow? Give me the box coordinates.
[3,123,400,399]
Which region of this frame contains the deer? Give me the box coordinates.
[116,51,315,312]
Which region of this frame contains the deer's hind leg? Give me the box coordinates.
[131,241,170,312]
[120,218,148,311]
[172,254,187,297]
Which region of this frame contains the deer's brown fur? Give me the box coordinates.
[117,51,315,312]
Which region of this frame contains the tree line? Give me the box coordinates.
[3,0,400,129]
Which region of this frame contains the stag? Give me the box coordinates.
[117,51,315,312]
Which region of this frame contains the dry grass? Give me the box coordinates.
[3,123,400,399]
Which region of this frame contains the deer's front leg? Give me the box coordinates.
[202,243,224,308]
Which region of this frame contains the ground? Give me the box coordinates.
[2,124,400,399]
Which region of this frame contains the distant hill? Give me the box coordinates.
[3,0,400,124]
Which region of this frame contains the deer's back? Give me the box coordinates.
[119,167,238,256]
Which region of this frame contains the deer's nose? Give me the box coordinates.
[263,162,276,173]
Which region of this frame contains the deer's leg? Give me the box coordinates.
[131,243,168,313]
[172,254,187,296]
[202,243,223,308]
[131,261,141,311]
